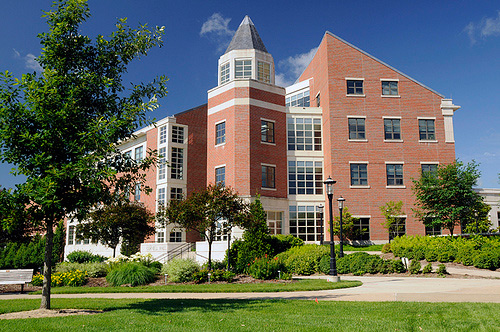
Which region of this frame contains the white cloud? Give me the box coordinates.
[13,49,42,72]
[200,13,235,53]
[464,11,500,45]
[276,47,318,87]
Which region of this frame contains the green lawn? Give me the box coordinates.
[30,279,361,294]
[1,298,499,331]
[341,244,384,251]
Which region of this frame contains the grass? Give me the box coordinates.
[0,298,499,331]
[342,244,384,251]
[30,279,361,294]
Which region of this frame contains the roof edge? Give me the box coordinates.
[325,31,444,98]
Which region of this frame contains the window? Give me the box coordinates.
[68,225,75,245]
[425,224,442,236]
[288,161,323,195]
[216,122,225,145]
[347,80,363,95]
[159,125,167,144]
[382,81,398,95]
[386,164,403,186]
[352,217,370,241]
[220,62,230,84]
[350,164,368,186]
[158,147,166,180]
[172,126,184,144]
[258,61,270,83]
[134,183,141,201]
[158,187,166,207]
[169,231,182,243]
[266,211,283,235]
[289,205,323,241]
[419,119,435,140]
[316,93,320,107]
[134,146,143,161]
[235,60,251,79]
[389,218,406,240]
[262,165,275,189]
[421,164,438,175]
[261,120,275,143]
[171,147,183,179]
[215,166,225,186]
[170,187,183,201]
[157,231,165,243]
[287,118,322,151]
[349,118,365,139]
[384,119,401,140]
[124,150,132,159]
[286,90,310,107]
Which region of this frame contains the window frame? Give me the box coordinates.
[257,61,271,83]
[220,62,230,85]
[134,183,141,201]
[389,217,406,240]
[346,78,364,96]
[171,125,185,144]
[215,165,225,186]
[418,118,436,141]
[386,163,404,187]
[288,160,323,195]
[348,117,366,140]
[261,119,275,144]
[215,121,226,145]
[235,59,252,79]
[261,164,276,189]
[158,147,167,180]
[350,163,368,187]
[287,117,322,151]
[383,118,402,141]
[381,80,399,96]
[170,147,184,180]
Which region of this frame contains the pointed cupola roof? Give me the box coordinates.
[225,16,268,54]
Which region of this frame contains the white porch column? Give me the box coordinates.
[441,99,460,143]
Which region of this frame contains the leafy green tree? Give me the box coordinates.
[0,188,34,245]
[159,184,250,270]
[333,207,363,241]
[0,0,166,309]
[77,201,155,257]
[412,161,487,235]
[380,201,405,240]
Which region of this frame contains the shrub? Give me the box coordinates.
[106,262,156,286]
[31,273,43,286]
[67,250,106,263]
[424,247,439,262]
[409,259,421,274]
[268,234,304,256]
[276,244,328,275]
[192,269,209,284]
[381,243,391,253]
[163,258,200,283]
[55,262,108,278]
[437,264,447,277]
[192,269,234,283]
[422,263,433,274]
[391,259,406,273]
[202,260,226,271]
[336,252,384,275]
[380,260,394,274]
[31,270,88,287]
[247,255,283,280]
[473,252,499,270]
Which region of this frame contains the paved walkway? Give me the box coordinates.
[1,276,499,303]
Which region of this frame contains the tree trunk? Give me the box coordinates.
[40,219,54,309]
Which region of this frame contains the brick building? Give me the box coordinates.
[65,16,460,259]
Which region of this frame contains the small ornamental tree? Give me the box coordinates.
[412,161,488,235]
[159,184,250,270]
[380,201,405,240]
[0,0,166,309]
[77,201,155,257]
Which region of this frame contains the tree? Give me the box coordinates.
[77,201,155,257]
[159,184,250,270]
[380,201,405,240]
[0,0,166,309]
[333,207,363,241]
[412,161,487,235]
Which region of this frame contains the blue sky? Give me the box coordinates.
[1,0,499,189]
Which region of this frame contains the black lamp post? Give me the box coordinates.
[318,204,324,245]
[337,196,345,258]
[323,176,338,280]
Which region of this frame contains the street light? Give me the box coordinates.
[323,176,339,281]
[318,204,324,245]
[337,196,345,258]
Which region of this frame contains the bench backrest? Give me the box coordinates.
[0,269,34,284]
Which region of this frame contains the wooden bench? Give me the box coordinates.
[0,269,34,293]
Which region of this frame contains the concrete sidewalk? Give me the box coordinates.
[1,276,499,303]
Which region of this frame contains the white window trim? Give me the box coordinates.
[220,61,230,85]
[380,78,400,82]
[417,116,436,120]
[385,161,405,164]
[380,79,400,97]
[347,116,368,142]
[382,116,402,119]
[234,58,253,79]
[215,119,227,147]
[347,115,367,119]
[349,161,369,164]
[352,215,372,218]
[350,185,371,189]
[420,161,439,165]
[381,95,401,98]
[384,139,404,143]
[346,77,365,81]
[345,78,365,97]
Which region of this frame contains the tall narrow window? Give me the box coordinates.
[215,166,225,186]
[258,61,270,83]
[262,165,275,189]
[158,187,166,207]
[235,60,252,79]
[266,211,283,235]
[134,183,141,201]
[172,126,184,144]
[261,120,275,143]
[382,81,398,95]
[384,119,401,140]
[134,146,143,161]
[171,147,184,179]
[157,231,165,243]
[349,118,365,139]
[350,164,368,186]
[347,80,364,95]
[159,125,168,144]
[216,122,225,145]
[158,147,166,180]
[419,119,435,140]
[386,164,403,186]
[68,225,75,245]
[220,62,230,84]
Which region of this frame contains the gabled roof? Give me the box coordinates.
[225,15,268,54]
